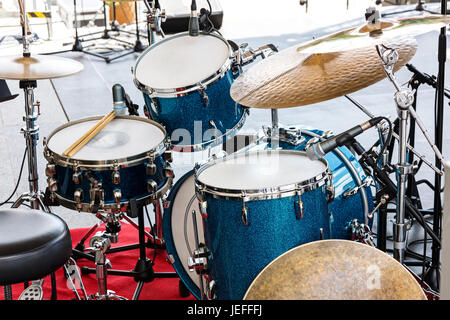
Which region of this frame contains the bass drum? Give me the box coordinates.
[162,126,373,299]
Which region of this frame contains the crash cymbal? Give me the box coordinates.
[0,54,84,80]
[244,240,427,300]
[231,15,450,109]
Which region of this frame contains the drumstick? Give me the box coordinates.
[63,111,115,157]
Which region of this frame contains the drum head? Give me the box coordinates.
[163,171,205,299]
[47,117,166,161]
[197,150,328,191]
[135,33,230,90]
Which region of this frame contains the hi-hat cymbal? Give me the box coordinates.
[0,54,84,80]
[231,15,449,109]
[244,240,427,300]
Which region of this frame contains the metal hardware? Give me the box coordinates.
[350,219,375,247]
[199,89,210,107]
[45,164,56,177]
[73,170,82,185]
[188,246,210,275]
[113,189,122,205]
[74,189,83,211]
[112,169,120,185]
[295,196,304,219]
[164,165,174,179]
[241,202,249,226]
[147,179,158,194]
[206,280,216,300]
[199,200,208,218]
[163,151,173,163]
[343,176,373,199]
[89,183,104,212]
[319,228,324,240]
[47,177,58,192]
[146,162,157,176]
[368,194,389,219]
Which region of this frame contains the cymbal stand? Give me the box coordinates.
[143,0,166,45]
[376,43,445,264]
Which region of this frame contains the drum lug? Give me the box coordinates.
[47,177,58,193]
[150,98,161,113]
[326,170,335,203]
[163,151,173,163]
[146,162,157,176]
[74,189,84,212]
[164,165,174,179]
[241,203,249,226]
[188,246,210,275]
[198,88,209,107]
[206,279,217,300]
[113,189,122,208]
[112,168,120,185]
[72,166,82,185]
[326,184,335,204]
[45,164,56,177]
[198,200,208,218]
[147,179,158,195]
[294,195,304,220]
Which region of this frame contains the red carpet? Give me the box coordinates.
[1,223,195,300]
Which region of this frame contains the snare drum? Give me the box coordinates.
[133,32,248,152]
[43,116,174,213]
[194,150,333,300]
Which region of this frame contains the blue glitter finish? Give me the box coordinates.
[203,186,331,300]
[266,127,374,239]
[54,155,167,206]
[143,69,246,149]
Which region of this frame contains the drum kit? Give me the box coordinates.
[1,0,449,300]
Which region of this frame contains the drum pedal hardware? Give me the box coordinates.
[350,219,375,247]
[18,279,44,300]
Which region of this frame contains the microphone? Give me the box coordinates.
[189,0,200,36]
[112,84,128,116]
[306,117,384,160]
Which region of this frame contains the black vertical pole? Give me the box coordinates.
[425,0,447,291]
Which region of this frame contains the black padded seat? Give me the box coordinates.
[0,208,72,286]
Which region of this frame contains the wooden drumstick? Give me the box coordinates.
[63,110,115,158]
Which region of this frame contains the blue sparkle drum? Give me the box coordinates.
[43,116,174,213]
[255,125,374,239]
[133,32,248,152]
[162,127,373,300]
[195,150,333,300]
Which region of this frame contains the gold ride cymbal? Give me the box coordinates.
[244,240,427,300]
[0,54,84,80]
[231,15,450,109]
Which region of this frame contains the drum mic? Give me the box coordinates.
[306,117,384,160]
[112,84,128,116]
[189,0,200,36]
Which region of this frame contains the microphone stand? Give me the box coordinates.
[424,0,448,292]
[144,0,166,45]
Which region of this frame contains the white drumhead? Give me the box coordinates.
[168,173,206,291]
[197,151,327,190]
[135,33,230,89]
[48,118,166,161]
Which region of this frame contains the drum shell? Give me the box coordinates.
[51,155,168,210]
[266,128,374,239]
[143,69,247,151]
[201,184,331,300]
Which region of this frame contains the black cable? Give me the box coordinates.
[0,147,27,207]
[144,205,157,264]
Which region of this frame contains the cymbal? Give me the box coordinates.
[0,54,84,80]
[230,15,449,109]
[244,240,427,300]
